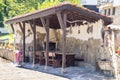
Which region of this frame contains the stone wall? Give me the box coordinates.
[13,20,105,68]
[57,20,104,68]
[58,37,102,66]
[114,30,120,50]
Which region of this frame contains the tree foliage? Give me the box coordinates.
[0,0,80,27]
[0,12,4,27]
[0,0,80,18]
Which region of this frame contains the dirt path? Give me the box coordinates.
[0,58,69,80]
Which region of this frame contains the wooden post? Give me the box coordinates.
[40,17,49,70]
[19,22,26,63]
[57,12,67,73]
[29,20,36,67]
[10,24,16,62]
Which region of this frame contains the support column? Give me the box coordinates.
[10,24,16,62]
[19,22,26,62]
[57,12,67,73]
[29,20,36,67]
[40,17,49,70]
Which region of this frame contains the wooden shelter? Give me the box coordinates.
[5,3,112,73]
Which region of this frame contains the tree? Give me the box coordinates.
[0,0,80,19]
[0,0,4,27]
[38,0,80,10]
[0,12,4,27]
[69,0,80,5]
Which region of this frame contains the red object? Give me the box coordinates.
[117,50,120,55]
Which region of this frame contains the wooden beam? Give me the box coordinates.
[29,20,36,67]
[57,12,67,73]
[40,17,49,70]
[63,14,67,29]
[19,22,24,33]
[29,20,34,30]
[6,9,56,24]
[18,22,26,62]
[10,24,15,33]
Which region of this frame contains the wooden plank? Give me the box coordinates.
[40,17,49,70]
[56,12,67,73]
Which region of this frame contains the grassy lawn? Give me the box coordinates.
[0,33,14,49]
[0,33,14,43]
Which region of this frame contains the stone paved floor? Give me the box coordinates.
[0,57,118,80]
[0,58,69,80]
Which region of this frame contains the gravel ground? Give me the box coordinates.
[0,58,69,80]
[0,57,117,80]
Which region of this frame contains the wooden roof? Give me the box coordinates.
[5,3,113,29]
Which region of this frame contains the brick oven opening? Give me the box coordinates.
[44,42,56,51]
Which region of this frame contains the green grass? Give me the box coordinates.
[0,33,14,43]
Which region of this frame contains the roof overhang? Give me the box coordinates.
[5,3,113,29]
